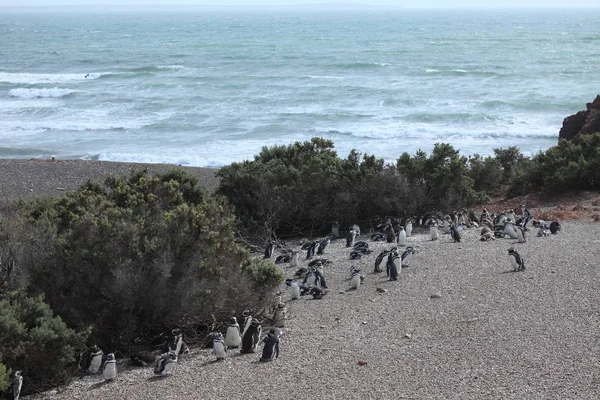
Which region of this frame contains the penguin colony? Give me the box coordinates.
[21,207,560,395]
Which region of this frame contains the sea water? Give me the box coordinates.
[0,7,598,167]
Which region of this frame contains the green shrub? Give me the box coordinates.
[16,169,282,350]
[0,291,88,394]
[0,362,8,393]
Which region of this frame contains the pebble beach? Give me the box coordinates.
[3,159,598,400]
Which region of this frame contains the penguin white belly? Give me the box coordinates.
[162,360,176,376]
[213,342,227,359]
[88,356,102,374]
[225,326,242,348]
[505,225,518,239]
[290,253,298,268]
[510,256,520,271]
[350,274,361,289]
[405,223,412,237]
[103,362,117,380]
[397,231,407,246]
[273,309,287,328]
[290,283,300,299]
[430,227,439,240]
[402,253,412,267]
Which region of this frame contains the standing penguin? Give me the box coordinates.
[405,219,413,237]
[171,329,189,356]
[240,319,262,353]
[285,278,301,300]
[374,249,390,273]
[346,229,357,247]
[272,303,287,328]
[102,353,117,381]
[550,221,561,234]
[290,250,299,268]
[430,222,439,241]
[507,247,526,272]
[401,246,416,268]
[154,351,178,376]
[238,310,252,338]
[516,225,526,243]
[386,250,400,281]
[264,240,274,259]
[225,317,242,349]
[450,225,461,243]
[397,226,407,246]
[317,237,330,254]
[80,344,103,374]
[7,370,22,400]
[212,333,228,360]
[350,269,361,289]
[260,328,280,362]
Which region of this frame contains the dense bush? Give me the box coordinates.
[218,139,489,238]
[0,291,88,394]
[508,133,600,195]
[14,169,282,350]
[0,362,8,393]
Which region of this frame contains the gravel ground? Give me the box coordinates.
[27,221,600,400]
[0,159,220,203]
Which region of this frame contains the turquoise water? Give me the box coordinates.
[0,8,598,166]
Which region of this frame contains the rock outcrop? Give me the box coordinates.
[559,95,600,141]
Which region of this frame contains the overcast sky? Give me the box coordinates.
[1,0,599,8]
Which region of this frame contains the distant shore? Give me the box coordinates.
[0,159,220,203]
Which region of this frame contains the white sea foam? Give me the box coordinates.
[0,72,107,84]
[9,88,80,99]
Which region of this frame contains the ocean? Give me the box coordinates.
[0,7,598,167]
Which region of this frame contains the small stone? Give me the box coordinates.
[362,321,367,325]
[376,288,388,293]
[404,333,412,339]
[369,299,375,302]
[339,290,346,294]
[320,325,326,329]
[551,270,556,273]
[430,293,442,299]
[358,360,368,366]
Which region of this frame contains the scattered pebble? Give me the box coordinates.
[358,360,368,366]
[376,288,388,293]
[430,293,442,299]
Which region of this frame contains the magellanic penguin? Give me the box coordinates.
[401,246,416,268]
[154,351,178,376]
[317,237,330,254]
[374,249,390,273]
[238,310,252,338]
[272,302,287,328]
[346,228,357,247]
[240,319,262,353]
[285,278,301,300]
[170,328,189,356]
[386,249,400,281]
[405,219,413,237]
[102,353,117,381]
[81,344,103,374]
[516,225,526,243]
[507,247,525,272]
[310,286,326,299]
[259,328,280,362]
[290,250,299,268]
[212,333,228,360]
[350,269,361,289]
[504,222,518,239]
[450,225,461,243]
[429,222,439,241]
[225,317,242,348]
[264,240,274,259]
[397,226,407,246]
[8,370,22,400]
